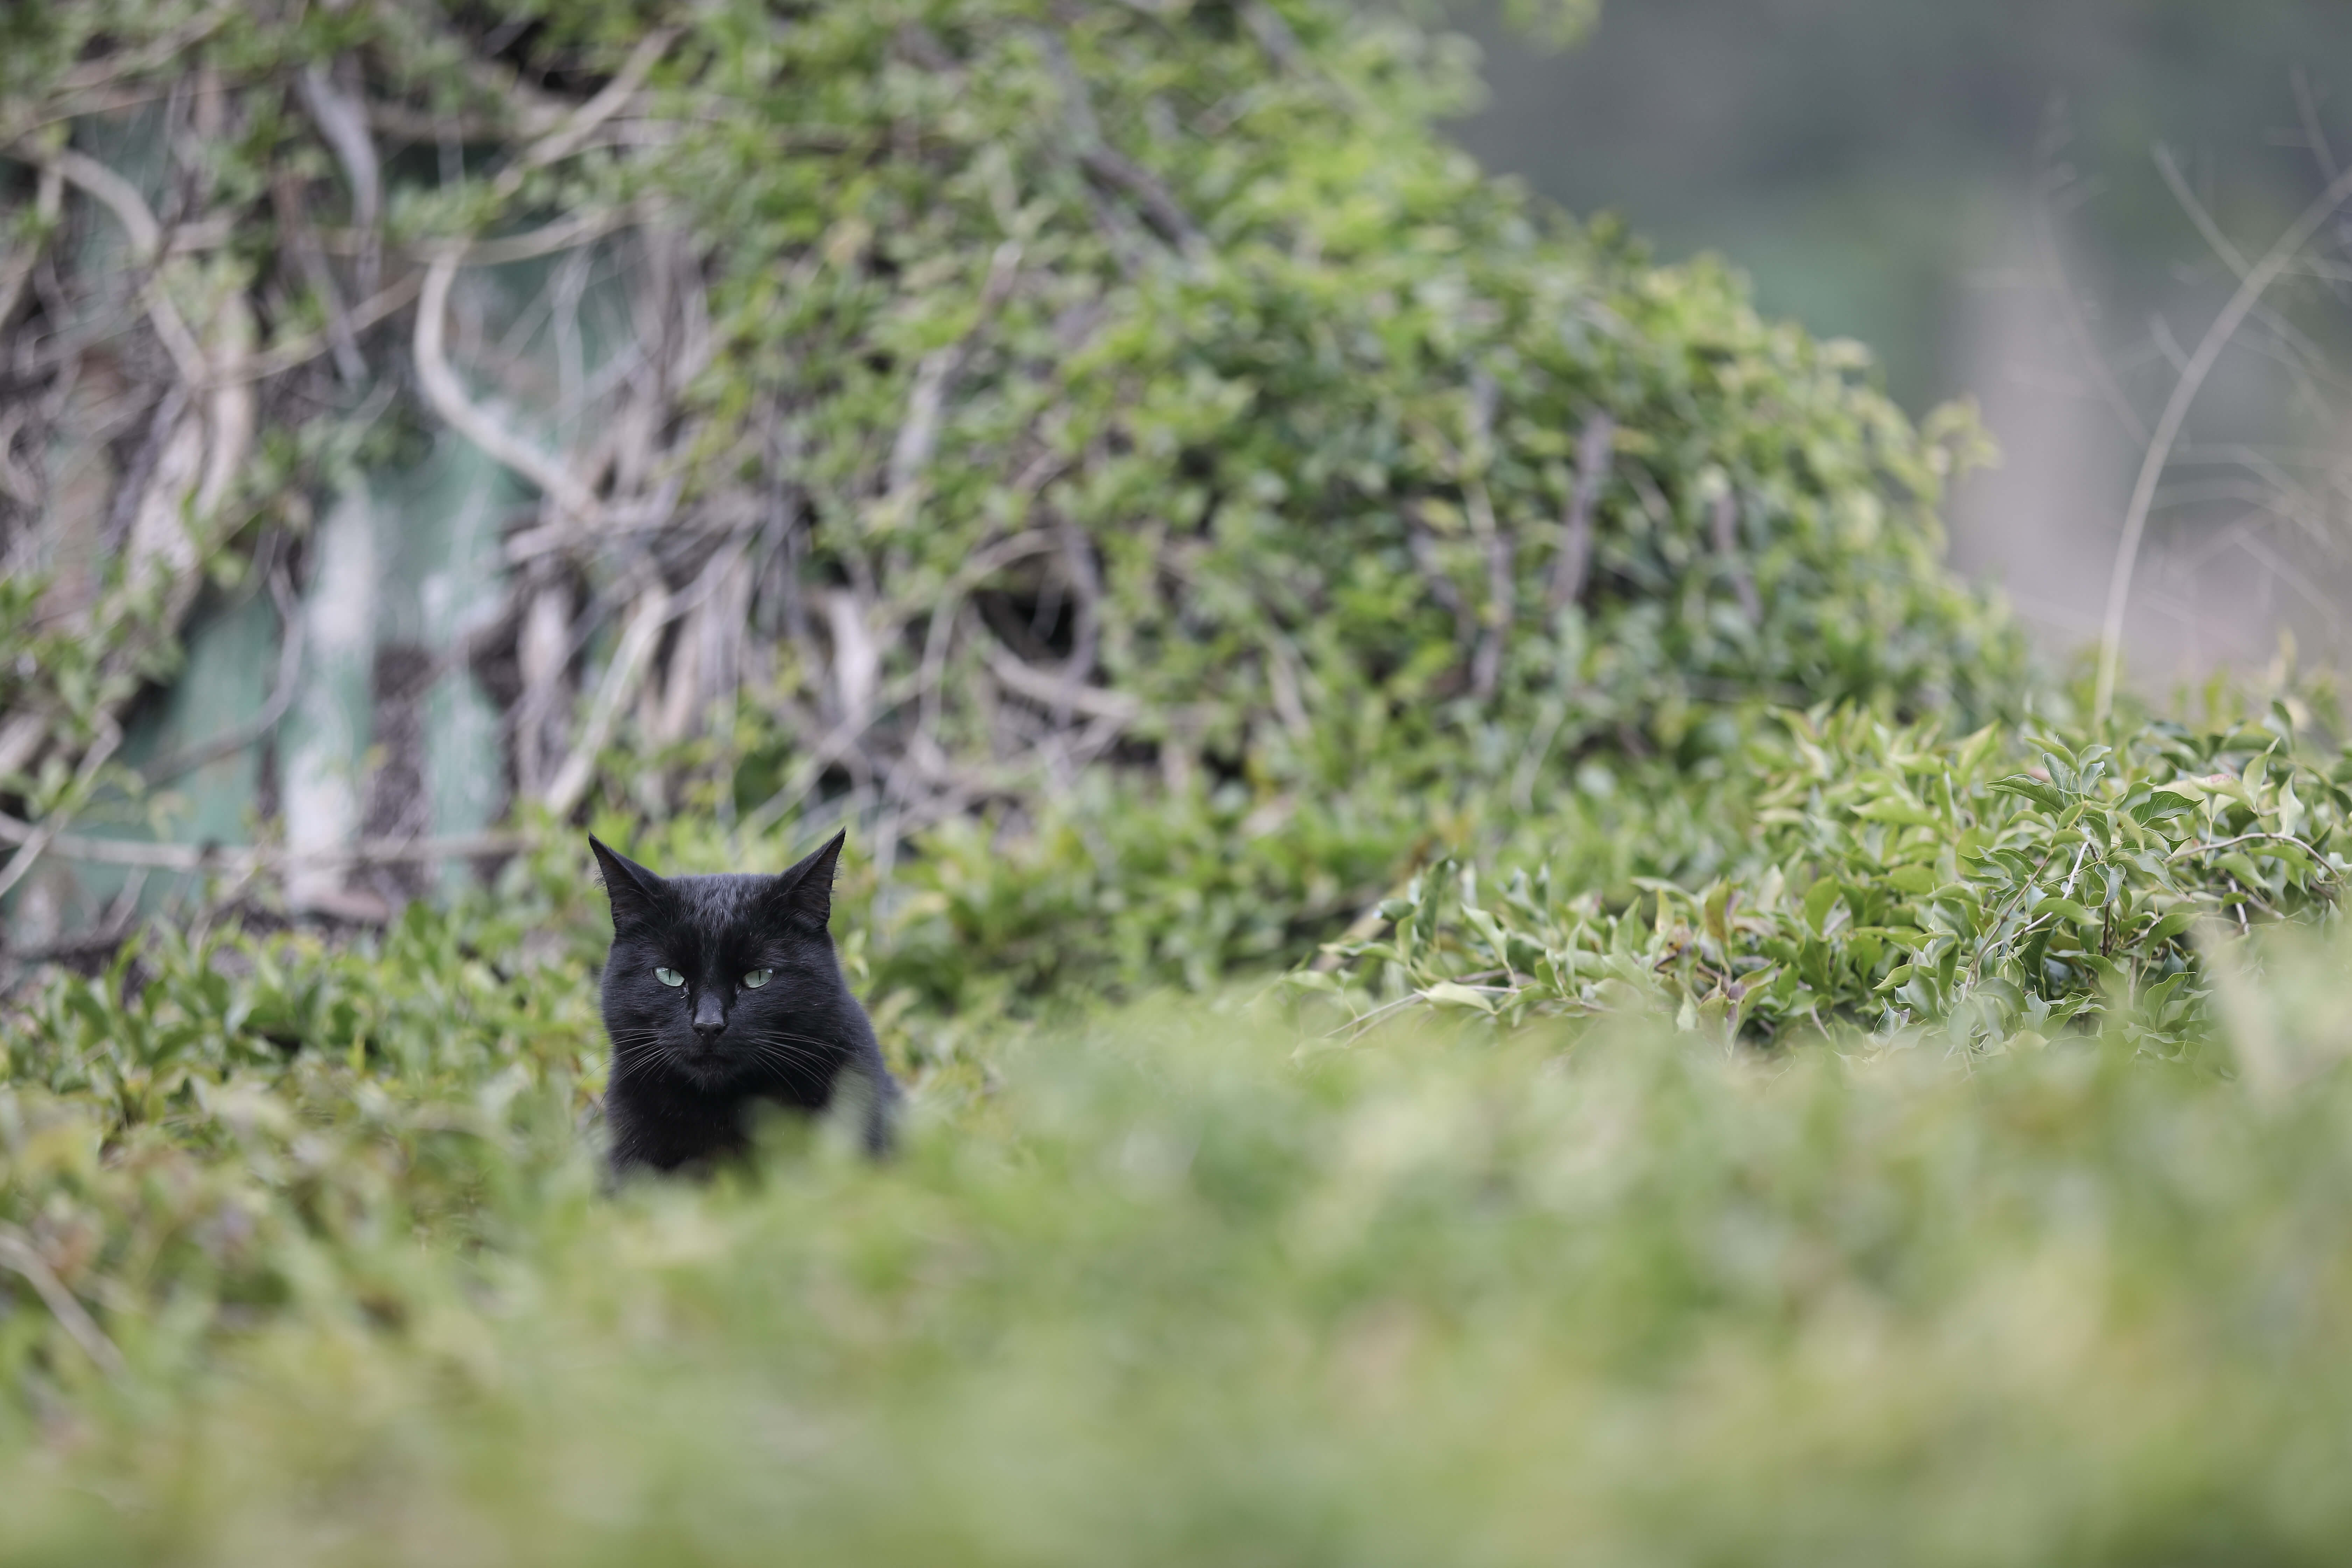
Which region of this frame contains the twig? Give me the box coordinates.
[271,175,365,384]
[2166,830,2332,870]
[1510,700,1569,814]
[494,27,679,200]
[1241,2,1306,72]
[223,267,421,387]
[0,162,61,330]
[0,721,122,904]
[1077,148,1202,254]
[978,634,1140,723]
[0,816,528,875]
[48,6,232,98]
[295,60,383,301]
[0,1225,125,1379]
[1468,476,1510,701]
[2093,158,2352,722]
[140,569,304,784]
[885,240,1021,499]
[1548,412,1614,612]
[2029,118,2149,446]
[542,586,674,817]
[1041,32,1203,258]
[415,252,603,522]
[915,528,1060,738]
[1310,887,1408,974]
[2154,145,2331,374]
[1710,488,1761,625]
[30,146,208,385]
[312,203,647,266]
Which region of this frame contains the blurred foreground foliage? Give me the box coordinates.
[7,929,2352,1560]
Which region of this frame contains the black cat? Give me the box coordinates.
[590,830,897,1174]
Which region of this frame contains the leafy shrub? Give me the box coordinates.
[1301,706,2349,1055]
[2,0,2018,958]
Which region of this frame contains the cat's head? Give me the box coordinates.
[589,831,852,1090]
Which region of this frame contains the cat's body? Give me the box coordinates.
[591,831,897,1174]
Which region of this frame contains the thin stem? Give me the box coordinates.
[2094,158,2352,723]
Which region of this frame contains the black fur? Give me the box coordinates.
[590,830,897,1174]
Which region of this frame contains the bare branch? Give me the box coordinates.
[141,569,304,784]
[415,252,603,521]
[1042,31,1204,258]
[0,162,61,331]
[495,27,679,200]
[887,240,1021,499]
[0,816,528,875]
[295,61,382,299]
[2095,158,2352,721]
[1077,148,1203,255]
[0,719,121,904]
[271,175,365,384]
[31,146,208,384]
[1711,488,1761,627]
[2154,144,2332,378]
[1548,412,1614,612]
[2030,114,2150,447]
[978,633,1141,723]
[543,586,674,818]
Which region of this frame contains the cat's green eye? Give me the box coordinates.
[742,969,773,989]
[654,967,685,987]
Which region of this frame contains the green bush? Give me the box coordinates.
[3,0,2019,987]
[1301,705,2350,1056]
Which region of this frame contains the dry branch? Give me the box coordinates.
[2094,157,2352,720]
[0,162,61,331]
[415,252,604,522]
[543,586,674,818]
[140,571,303,785]
[0,720,121,904]
[295,61,382,300]
[1548,413,1614,612]
[30,145,208,385]
[1710,489,1761,626]
[0,816,528,876]
[979,634,1141,723]
[494,27,679,200]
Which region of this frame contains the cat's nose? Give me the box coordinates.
[692,992,727,1038]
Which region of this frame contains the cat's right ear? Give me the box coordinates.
[588,835,667,931]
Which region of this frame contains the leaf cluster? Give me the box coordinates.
[1302,706,2349,1056]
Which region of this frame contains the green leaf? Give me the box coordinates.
[1421,983,1499,1013]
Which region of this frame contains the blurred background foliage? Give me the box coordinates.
[1453,0,2352,676]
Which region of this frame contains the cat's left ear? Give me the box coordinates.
[769,828,846,930]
